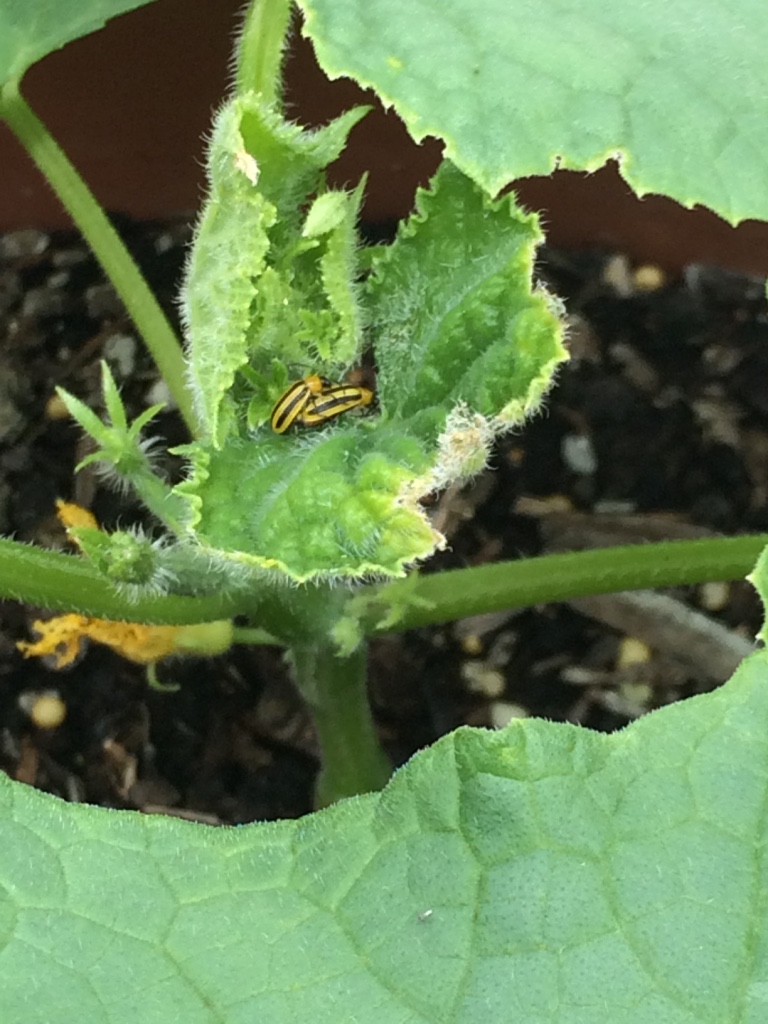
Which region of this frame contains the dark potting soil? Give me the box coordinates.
[0,218,765,822]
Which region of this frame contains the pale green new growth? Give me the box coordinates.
[181,94,369,444]
[180,98,277,445]
[57,363,187,537]
[69,526,173,599]
[179,141,566,580]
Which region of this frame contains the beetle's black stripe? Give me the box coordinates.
[298,386,373,426]
[270,382,312,433]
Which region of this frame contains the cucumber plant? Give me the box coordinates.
[0,0,767,1020]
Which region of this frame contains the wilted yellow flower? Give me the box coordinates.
[17,615,181,668]
[17,502,233,669]
[17,614,233,669]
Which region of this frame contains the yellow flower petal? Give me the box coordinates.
[17,615,179,668]
[17,614,91,668]
[82,620,181,665]
[17,615,233,669]
[55,499,99,533]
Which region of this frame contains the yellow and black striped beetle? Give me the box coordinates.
[297,383,374,428]
[270,374,374,433]
[269,374,330,434]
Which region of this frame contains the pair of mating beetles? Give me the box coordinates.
[270,373,374,434]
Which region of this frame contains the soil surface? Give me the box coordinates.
[0,219,765,822]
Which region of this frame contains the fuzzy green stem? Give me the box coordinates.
[0,535,322,645]
[365,533,768,633]
[0,536,240,624]
[0,79,199,436]
[235,0,293,104]
[292,644,391,805]
[121,468,188,537]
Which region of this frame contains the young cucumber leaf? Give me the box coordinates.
[1,637,767,1021]
[181,93,369,446]
[0,0,157,83]
[179,159,566,581]
[57,363,187,537]
[367,160,566,442]
[298,0,768,225]
[176,424,439,582]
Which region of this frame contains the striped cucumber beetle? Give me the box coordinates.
[297,383,374,428]
[269,374,330,434]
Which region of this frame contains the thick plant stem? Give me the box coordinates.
[365,533,768,633]
[235,0,293,103]
[0,79,199,437]
[292,644,391,805]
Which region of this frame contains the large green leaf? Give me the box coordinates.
[2,643,768,1021]
[0,0,158,82]
[298,0,768,225]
